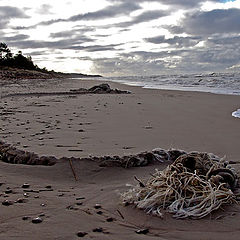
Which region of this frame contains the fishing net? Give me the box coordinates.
[122,152,238,219]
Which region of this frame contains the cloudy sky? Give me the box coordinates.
[0,0,240,76]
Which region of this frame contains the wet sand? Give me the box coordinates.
[1,77,240,239]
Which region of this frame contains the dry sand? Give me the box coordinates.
[1,77,240,239]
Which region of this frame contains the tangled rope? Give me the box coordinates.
[122,152,238,219]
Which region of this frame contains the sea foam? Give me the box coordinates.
[232,109,240,119]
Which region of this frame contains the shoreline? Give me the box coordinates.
[1,77,240,160]
[97,73,240,96]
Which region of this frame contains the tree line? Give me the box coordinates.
[0,42,40,70]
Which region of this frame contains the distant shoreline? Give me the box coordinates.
[0,66,102,80]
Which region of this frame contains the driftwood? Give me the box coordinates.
[69,159,78,181]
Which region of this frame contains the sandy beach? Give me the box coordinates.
[1,77,240,240]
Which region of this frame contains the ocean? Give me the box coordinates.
[103,72,240,95]
[100,72,240,118]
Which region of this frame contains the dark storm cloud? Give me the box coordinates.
[0,6,29,28]
[107,0,219,8]
[168,8,240,35]
[0,19,8,28]
[0,6,28,19]
[176,45,240,72]
[121,50,170,60]
[2,34,29,42]
[7,36,122,53]
[92,49,183,75]
[68,43,123,52]
[92,55,168,76]
[50,31,77,39]
[158,0,220,8]
[27,50,46,56]
[113,10,168,28]
[4,31,96,51]
[208,35,240,45]
[49,27,95,39]
[22,1,141,29]
[69,2,140,21]
[92,34,240,75]
[145,35,202,48]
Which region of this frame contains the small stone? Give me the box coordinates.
[23,193,29,197]
[34,195,40,199]
[135,229,149,234]
[39,213,45,217]
[22,216,30,221]
[66,205,79,210]
[76,197,85,200]
[94,204,101,209]
[96,211,103,215]
[16,198,28,203]
[106,217,114,222]
[2,200,13,206]
[66,205,73,210]
[45,185,52,189]
[58,193,64,197]
[22,183,30,189]
[32,217,43,224]
[40,203,46,207]
[5,189,12,194]
[77,232,88,237]
[76,202,83,206]
[92,227,103,233]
